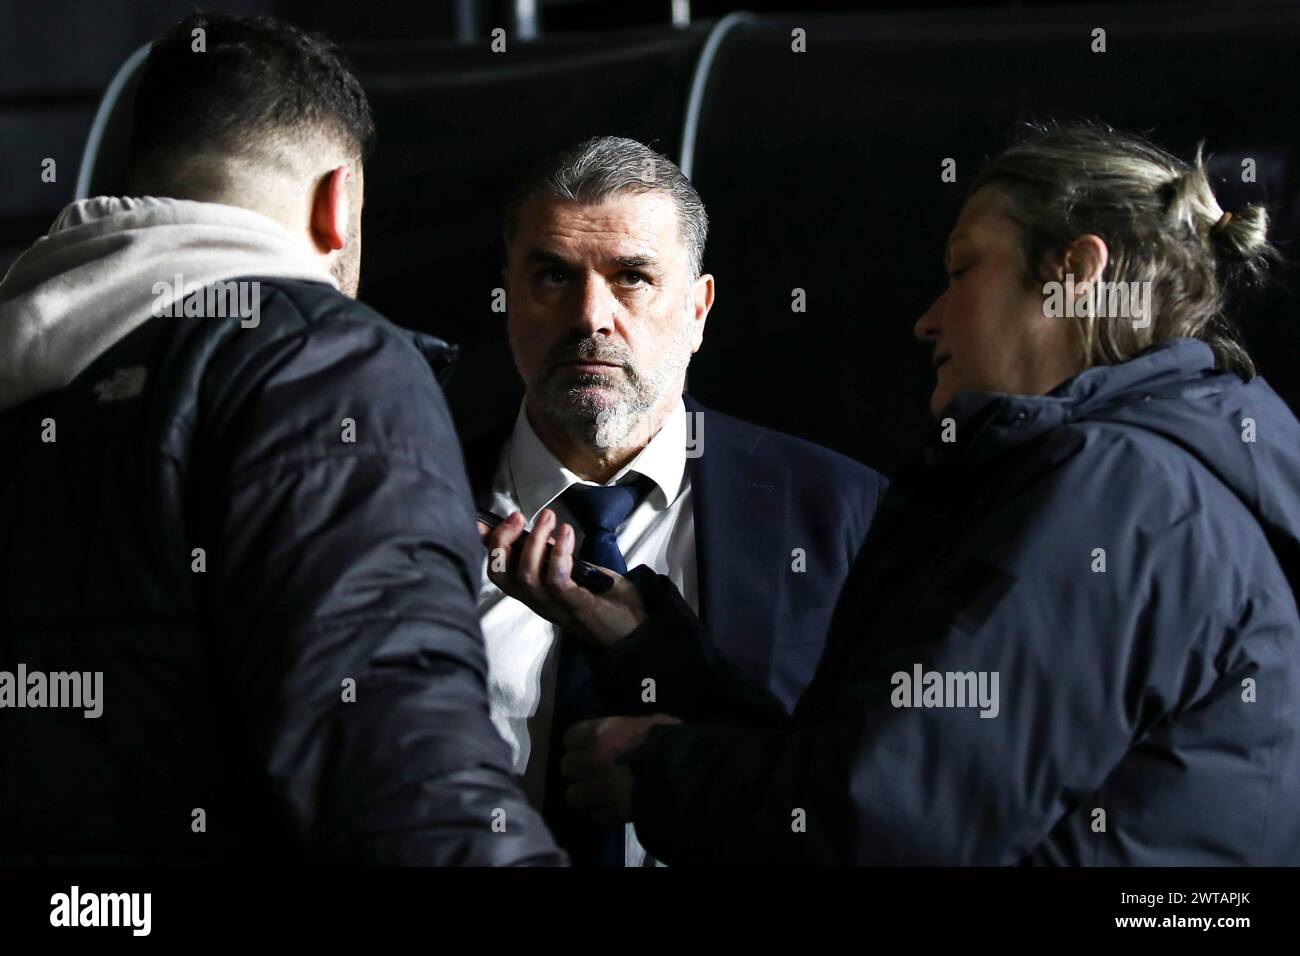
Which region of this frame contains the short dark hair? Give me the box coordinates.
[128,12,375,190]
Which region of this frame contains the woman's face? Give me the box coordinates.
[914,186,1085,418]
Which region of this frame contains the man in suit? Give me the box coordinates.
[465,136,886,866]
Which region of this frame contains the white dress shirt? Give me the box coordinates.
[478,398,698,866]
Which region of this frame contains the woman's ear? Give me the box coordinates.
[1049,234,1108,319]
[309,165,352,254]
[1063,234,1110,291]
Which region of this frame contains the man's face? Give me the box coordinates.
[505,191,711,448]
[913,185,1083,417]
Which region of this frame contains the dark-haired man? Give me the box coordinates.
[0,12,561,865]
[466,136,886,866]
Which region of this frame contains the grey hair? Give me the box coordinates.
[503,136,709,277]
[970,120,1281,379]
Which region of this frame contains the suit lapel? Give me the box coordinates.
[685,396,789,690]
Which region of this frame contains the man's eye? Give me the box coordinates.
[947,267,968,281]
[620,271,649,286]
[541,269,569,285]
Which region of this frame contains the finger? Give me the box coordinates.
[563,718,601,751]
[484,513,526,587]
[485,511,525,557]
[516,509,555,589]
[545,523,581,596]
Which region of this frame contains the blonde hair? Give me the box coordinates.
[971,121,1280,378]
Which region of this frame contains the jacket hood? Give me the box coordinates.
[944,337,1300,594]
[0,196,339,412]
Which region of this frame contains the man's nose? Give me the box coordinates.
[914,292,944,343]
[573,276,617,337]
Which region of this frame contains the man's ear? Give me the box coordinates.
[310,165,352,254]
[689,273,715,353]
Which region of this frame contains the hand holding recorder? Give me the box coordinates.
[477,508,648,648]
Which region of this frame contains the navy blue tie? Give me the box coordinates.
[542,478,649,867]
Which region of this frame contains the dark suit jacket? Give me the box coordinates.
[462,394,886,711]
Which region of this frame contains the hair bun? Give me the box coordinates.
[1208,203,1275,278]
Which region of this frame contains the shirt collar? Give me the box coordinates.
[507,398,689,523]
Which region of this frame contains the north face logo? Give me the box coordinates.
[92,366,147,403]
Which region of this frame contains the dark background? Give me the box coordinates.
[3,0,1297,475]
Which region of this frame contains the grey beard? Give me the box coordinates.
[540,372,653,451]
[539,325,694,451]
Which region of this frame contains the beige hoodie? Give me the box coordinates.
[0,196,338,413]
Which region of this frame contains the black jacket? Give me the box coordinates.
[0,277,564,865]
[594,339,1300,865]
